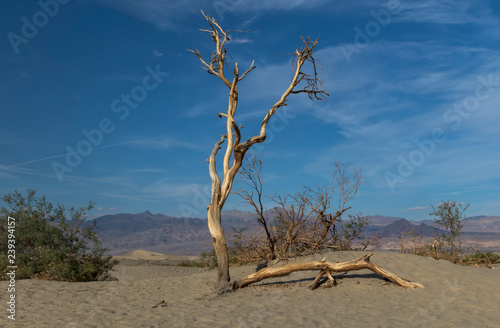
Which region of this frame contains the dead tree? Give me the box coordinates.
[189,12,422,293]
[306,161,366,246]
[189,11,327,292]
[234,151,277,260]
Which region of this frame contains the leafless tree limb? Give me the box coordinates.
[234,254,424,290]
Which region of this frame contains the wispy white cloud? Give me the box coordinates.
[395,0,500,26]
[234,0,327,12]
[449,185,500,196]
[300,36,500,205]
[0,163,136,188]
[90,0,193,30]
[127,135,204,151]
[6,135,197,168]
[403,206,430,212]
[0,164,60,180]
[310,40,500,132]
[181,96,229,118]
[231,37,254,44]
[95,206,120,212]
[153,50,164,57]
[90,0,329,31]
[352,0,499,28]
[143,179,210,200]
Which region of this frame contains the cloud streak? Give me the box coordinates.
[403,206,430,212]
[395,0,500,26]
[91,0,329,31]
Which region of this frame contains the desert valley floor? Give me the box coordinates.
[1,251,499,328]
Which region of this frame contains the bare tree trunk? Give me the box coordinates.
[262,217,276,259]
[207,203,232,292]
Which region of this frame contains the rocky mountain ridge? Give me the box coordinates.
[91,211,500,255]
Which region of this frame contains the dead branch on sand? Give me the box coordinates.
[234,254,424,290]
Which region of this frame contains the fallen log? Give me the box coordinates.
[234,254,424,290]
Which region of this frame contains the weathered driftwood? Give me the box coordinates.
[234,254,424,290]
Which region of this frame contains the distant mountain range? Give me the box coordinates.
[91,210,500,255]
[92,210,255,255]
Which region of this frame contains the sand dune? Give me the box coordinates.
[113,249,198,264]
[1,251,499,327]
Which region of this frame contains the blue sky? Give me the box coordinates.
[1,0,499,221]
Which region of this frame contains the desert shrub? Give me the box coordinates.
[232,155,369,264]
[196,248,238,268]
[430,201,469,255]
[334,215,370,251]
[404,201,498,268]
[177,259,210,268]
[398,223,436,257]
[226,211,377,265]
[430,250,500,268]
[199,249,218,268]
[458,252,500,268]
[0,190,117,281]
[228,226,275,264]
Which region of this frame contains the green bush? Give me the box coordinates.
[405,201,500,268]
[0,190,117,282]
[430,200,469,255]
[177,259,210,268]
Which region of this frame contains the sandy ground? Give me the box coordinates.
[1,251,499,328]
[112,249,199,265]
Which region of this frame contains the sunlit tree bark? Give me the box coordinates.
[189,11,327,292]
